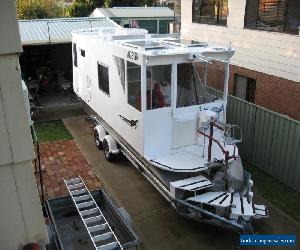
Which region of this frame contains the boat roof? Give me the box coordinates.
[72,28,234,61]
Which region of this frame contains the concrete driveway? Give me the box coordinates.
[64,116,300,250]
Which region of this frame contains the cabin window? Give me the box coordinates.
[114,57,125,93]
[244,0,300,35]
[127,61,141,111]
[80,49,85,57]
[192,0,228,26]
[177,63,218,107]
[97,62,109,96]
[73,43,77,67]
[146,65,172,110]
[233,74,256,103]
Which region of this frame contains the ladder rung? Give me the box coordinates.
[71,188,87,196]
[77,201,95,209]
[68,183,84,190]
[65,177,82,185]
[64,177,122,250]
[81,208,100,217]
[84,215,103,224]
[93,232,113,242]
[74,194,91,202]
[96,241,118,250]
[88,223,108,233]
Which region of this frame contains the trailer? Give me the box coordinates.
[46,189,140,250]
[72,27,268,234]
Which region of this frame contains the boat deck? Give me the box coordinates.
[148,140,234,173]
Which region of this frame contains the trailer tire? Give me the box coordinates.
[94,130,103,150]
[103,139,113,161]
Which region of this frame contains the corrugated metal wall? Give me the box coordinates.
[207,87,300,191]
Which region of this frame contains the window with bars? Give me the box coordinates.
[192,0,228,26]
[245,0,300,35]
[233,74,256,103]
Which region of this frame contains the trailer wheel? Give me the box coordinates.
[103,139,113,161]
[94,130,103,150]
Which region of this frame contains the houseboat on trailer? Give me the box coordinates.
[72,27,268,233]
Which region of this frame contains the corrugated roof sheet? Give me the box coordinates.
[19,17,119,45]
[90,7,174,18]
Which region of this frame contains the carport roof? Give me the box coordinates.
[19,17,119,45]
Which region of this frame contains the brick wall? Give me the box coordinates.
[198,64,300,121]
[231,66,300,121]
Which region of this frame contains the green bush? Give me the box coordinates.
[17,0,65,19]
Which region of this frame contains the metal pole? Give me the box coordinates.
[207,121,213,162]
[37,141,45,204]
[223,61,229,123]
[47,21,51,44]
[224,152,229,191]
[33,148,38,173]
[223,46,231,123]
[204,61,208,102]
[172,63,177,114]
[192,69,199,105]
[31,125,45,204]
[141,57,147,112]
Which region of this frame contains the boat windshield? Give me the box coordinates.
[176,61,223,108]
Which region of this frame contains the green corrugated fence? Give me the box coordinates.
[207,87,300,192]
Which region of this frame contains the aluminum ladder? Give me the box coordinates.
[64,176,123,250]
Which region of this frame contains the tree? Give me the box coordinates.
[103,0,155,7]
[66,0,103,17]
[104,0,110,7]
[17,0,65,19]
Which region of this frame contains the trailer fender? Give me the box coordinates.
[95,125,106,142]
[103,135,120,154]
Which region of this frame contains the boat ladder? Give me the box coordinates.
[64,176,123,250]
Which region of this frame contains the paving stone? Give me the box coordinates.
[34,140,102,200]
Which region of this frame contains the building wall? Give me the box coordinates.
[0,162,48,249]
[0,53,48,250]
[0,0,22,55]
[229,66,300,120]
[0,0,48,249]
[181,0,300,120]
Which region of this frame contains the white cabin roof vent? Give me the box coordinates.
[163,39,208,48]
[123,40,167,51]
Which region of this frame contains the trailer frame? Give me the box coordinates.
[88,114,251,234]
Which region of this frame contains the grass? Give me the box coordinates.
[34,120,73,143]
[244,162,300,222]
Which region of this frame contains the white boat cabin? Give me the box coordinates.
[73,28,235,173]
